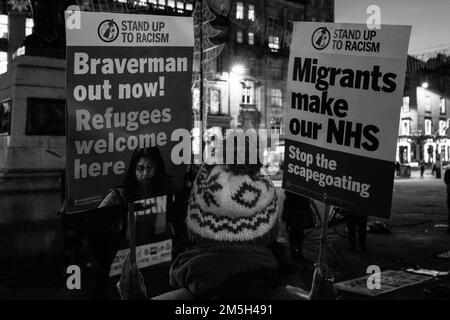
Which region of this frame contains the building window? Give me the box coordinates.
[424,118,432,135]
[0,15,7,38]
[402,96,409,113]
[270,117,281,131]
[243,87,251,104]
[269,35,280,52]
[439,119,447,136]
[236,2,244,19]
[167,0,175,8]
[248,4,255,21]
[0,99,11,135]
[288,8,305,22]
[440,98,446,114]
[236,31,243,43]
[425,95,431,113]
[401,119,410,136]
[242,81,254,105]
[248,57,258,75]
[209,88,221,115]
[25,18,34,36]
[26,98,65,136]
[269,59,282,78]
[138,0,148,7]
[0,51,7,74]
[267,7,278,23]
[157,0,166,9]
[271,88,282,107]
[248,32,254,45]
[185,2,193,11]
[176,1,184,12]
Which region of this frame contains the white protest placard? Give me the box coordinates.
[282,23,411,218]
[65,11,194,213]
[109,239,172,277]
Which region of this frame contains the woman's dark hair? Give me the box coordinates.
[123,147,167,198]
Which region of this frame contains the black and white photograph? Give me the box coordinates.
[0,0,449,309]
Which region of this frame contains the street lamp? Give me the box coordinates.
[231,64,245,75]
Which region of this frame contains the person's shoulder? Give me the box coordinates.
[445,168,450,178]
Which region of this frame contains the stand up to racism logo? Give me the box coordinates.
[311,26,331,50]
[98,19,119,42]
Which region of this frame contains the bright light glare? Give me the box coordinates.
[231,64,245,75]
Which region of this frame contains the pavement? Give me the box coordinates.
[280,168,450,299]
[1,168,449,300]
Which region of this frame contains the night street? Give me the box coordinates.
[1,169,449,300]
[282,169,450,299]
[1,0,450,306]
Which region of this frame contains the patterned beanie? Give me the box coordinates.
[186,164,279,245]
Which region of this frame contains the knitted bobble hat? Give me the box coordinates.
[186,164,279,245]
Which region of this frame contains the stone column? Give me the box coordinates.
[7,11,26,62]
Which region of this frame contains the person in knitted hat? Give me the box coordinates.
[185,163,279,244]
[166,136,301,300]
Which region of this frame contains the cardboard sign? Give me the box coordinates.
[109,239,172,277]
[334,270,433,297]
[65,11,194,213]
[282,23,411,218]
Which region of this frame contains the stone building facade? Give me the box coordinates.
[398,54,450,165]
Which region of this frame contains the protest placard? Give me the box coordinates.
[109,239,172,277]
[282,23,411,218]
[334,270,433,297]
[65,11,194,213]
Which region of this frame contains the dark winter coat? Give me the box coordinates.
[169,243,280,299]
[445,168,450,192]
